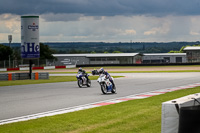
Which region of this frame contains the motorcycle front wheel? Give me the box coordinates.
[111,85,116,93]
[101,83,107,94]
[87,79,91,87]
[78,79,83,88]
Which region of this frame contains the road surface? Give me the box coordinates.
[1,72,200,120]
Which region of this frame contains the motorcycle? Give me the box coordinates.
[76,72,91,88]
[97,74,116,94]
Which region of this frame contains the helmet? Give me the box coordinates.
[78,67,82,72]
[99,67,104,74]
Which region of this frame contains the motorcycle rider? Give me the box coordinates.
[98,67,115,87]
[78,67,89,82]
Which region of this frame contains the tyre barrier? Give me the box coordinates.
[0,72,49,81]
[162,93,200,133]
[178,105,200,133]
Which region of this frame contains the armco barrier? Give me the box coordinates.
[16,73,29,80]
[31,72,49,80]
[0,72,49,81]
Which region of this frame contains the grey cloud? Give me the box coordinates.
[1,0,200,20]
[41,13,84,22]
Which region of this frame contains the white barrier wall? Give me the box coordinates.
[44,66,55,69]
[66,65,76,68]
[0,68,7,72]
[161,93,200,133]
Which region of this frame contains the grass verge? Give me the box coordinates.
[0,76,123,87]
[0,87,200,133]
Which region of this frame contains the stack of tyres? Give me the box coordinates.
[178,105,200,133]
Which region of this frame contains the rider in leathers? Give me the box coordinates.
[98,68,115,87]
[78,67,89,82]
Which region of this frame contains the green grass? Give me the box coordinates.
[0,76,123,87]
[1,86,200,133]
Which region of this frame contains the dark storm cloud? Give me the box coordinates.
[1,0,200,17]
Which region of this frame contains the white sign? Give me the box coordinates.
[21,16,39,59]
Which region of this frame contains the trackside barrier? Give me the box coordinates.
[0,68,7,72]
[31,72,49,80]
[161,93,200,133]
[19,67,29,71]
[55,66,66,69]
[7,68,19,71]
[66,65,76,68]
[32,67,44,70]
[0,65,76,72]
[44,66,55,69]
[0,72,49,81]
[8,73,12,81]
[35,72,39,80]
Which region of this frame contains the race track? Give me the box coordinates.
[1,72,200,122]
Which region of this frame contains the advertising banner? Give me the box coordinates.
[21,16,39,59]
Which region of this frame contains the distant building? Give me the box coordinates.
[52,53,187,66]
[142,53,187,64]
[183,46,200,63]
[53,53,143,65]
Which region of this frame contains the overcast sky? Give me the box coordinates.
[0,0,200,43]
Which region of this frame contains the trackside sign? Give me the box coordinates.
[21,16,40,59]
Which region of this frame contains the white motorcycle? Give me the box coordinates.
[97,74,116,94]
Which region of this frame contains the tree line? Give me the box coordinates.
[1,43,200,61]
[0,43,56,61]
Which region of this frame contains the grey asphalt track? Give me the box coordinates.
[1,72,200,120]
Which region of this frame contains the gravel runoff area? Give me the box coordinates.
[30,65,200,73]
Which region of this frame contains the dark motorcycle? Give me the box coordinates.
[76,72,91,88]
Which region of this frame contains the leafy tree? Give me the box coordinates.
[168,45,196,53]
[69,49,87,54]
[40,43,57,60]
[168,50,180,53]
[112,51,123,53]
[90,51,96,53]
[12,47,21,60]
[0,44,13,60]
